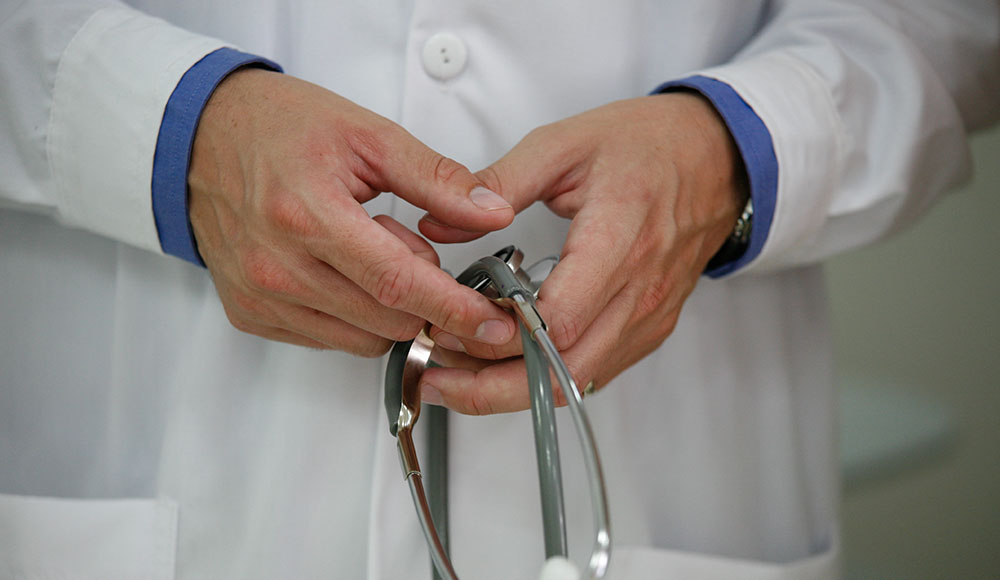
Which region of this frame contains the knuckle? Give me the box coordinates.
[355,337,393,358]
[435,296,471,336]
[551,383,569,408]
[467,387,496,417]
[241,249,294,295]
[524,122,572,157]
[387,316,426,342]
[264,192,317,236]
[364,256,414,309]
[346,122,384,167]
[230,291,267,319]
[473,343,508,361]
[630,224,664,264]
[637,279,672,318]
[222,304,256,335]
[655,311,680,340]
[552,359,585,408]
[431,154,465,185]
[525,122,557,143]
[475,166,503,196]
[547,310,583,351]
[344,121,392,173]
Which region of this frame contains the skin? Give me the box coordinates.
[188,68,518,356]
[417,92,749,414]
[188,69,745,413]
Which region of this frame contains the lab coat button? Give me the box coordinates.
[422,33,467,81]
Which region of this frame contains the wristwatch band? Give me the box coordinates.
[706,195,753,271]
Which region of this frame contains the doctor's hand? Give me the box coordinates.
[418,92,747,413]
[188,68,516,355]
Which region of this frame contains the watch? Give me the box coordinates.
[706,195,753,271]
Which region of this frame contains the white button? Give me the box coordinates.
[422,33,468,81]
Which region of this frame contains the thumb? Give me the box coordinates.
[477,125,582,213]
[419,128,576,242]
[372,127,514,233]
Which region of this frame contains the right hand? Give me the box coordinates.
[188,68,517,356]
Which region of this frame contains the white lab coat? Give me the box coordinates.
[0,1,996,579]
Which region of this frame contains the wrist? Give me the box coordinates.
[689,88,753,268]
[691,91,753,269]
[188,67,278,195]
[652,75,778,277]
[666,90,748,215]
[152,48,282,266]
[651,91,749,260]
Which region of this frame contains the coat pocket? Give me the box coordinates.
[608,537,840,580]
[0,493,178,580]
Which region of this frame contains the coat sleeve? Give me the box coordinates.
[0,1,230,254]
[690,0,1000,272]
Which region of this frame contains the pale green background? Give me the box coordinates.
[828,126,1000,579]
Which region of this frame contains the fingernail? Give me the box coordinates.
[421,383,444,406]
[421,214,446,227]
[475,319,511,345]
[434,333,466,352]
[469,186,511,211]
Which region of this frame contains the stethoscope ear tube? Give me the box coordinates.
[533,327,612,578]
[523,322,569,559]
[383,247,611,580]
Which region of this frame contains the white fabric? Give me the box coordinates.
[0,1,996,579]
[0,493,178,580]
[1,2,228,252]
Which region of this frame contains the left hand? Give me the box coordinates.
[417,92,749,414]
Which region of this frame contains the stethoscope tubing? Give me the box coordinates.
[388,250,611,580]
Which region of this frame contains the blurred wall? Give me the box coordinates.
[826,126,1000,579]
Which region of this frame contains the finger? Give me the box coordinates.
[420,358,531,415]
[221,280,398,355]
[428,346,498,372]
[427,313,527,356]
[359,126,515,232]
[421,126,583,243]
[309,200,516,345]
[219,300,339,350]
[233,241,430,342]
[417,214,489,244]
[422,285,640,414]
[237,213,444,343]
[589,312,677,392]
[475,125,587,213]
[532,200,639,351]
[428,196,636,359]
[373,214,440,266]
[550,291,639,405]
[227,318,333,350]
[274,303,394,357]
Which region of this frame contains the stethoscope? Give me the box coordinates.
[384,246,612,580]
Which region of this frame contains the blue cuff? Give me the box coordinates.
[653,75,777,277]
[152,47,282,266]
